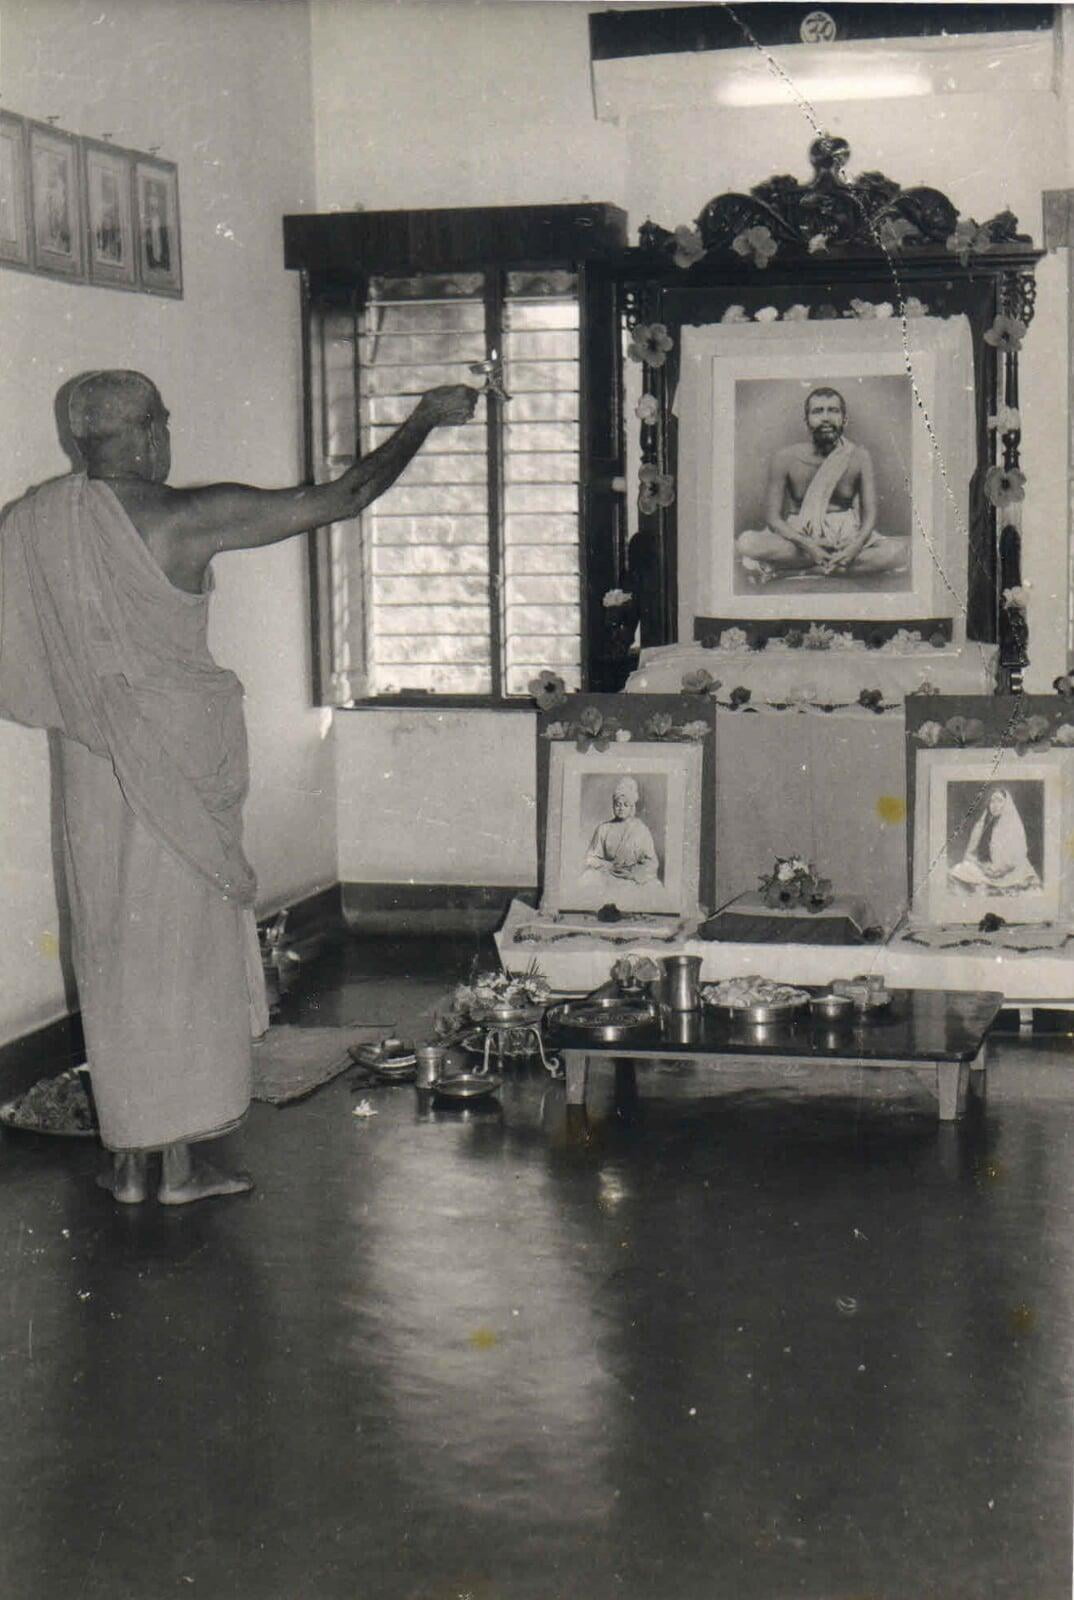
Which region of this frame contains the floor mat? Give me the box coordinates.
[252,1024,390,1106]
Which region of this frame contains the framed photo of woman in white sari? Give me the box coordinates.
[906,694,1074,929]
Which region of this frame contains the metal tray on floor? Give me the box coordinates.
[432,1072,502,1102]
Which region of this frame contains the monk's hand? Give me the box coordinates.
[414,385,480,428]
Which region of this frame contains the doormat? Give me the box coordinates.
[252,1024,389,1106]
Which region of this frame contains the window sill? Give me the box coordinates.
[336,695,539,713]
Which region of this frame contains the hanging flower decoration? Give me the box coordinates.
[946,218,994,267]
[672,225,705,270]
[1003,586,1030,612]
[635,393,660,425]
[784,304,811,322]
[681,669,721,697]
[984,315,1027,355]
[754,306,779,324]
[732,226,778,269]
[849,299,877,320]
[983,466,1027,509]
[529,670,567,711]
[944,716,985,747]
[1008,714,1052,756]
[614,728,633,742]
[807,233,829,255]
[627,322,674,368]
[576,705,618,752]
[638,464,676,516]
[876,215,919,253]
[728,686,752,709]
[721,304,750,325]
[858,689,884,713]
[802,623,836,651]
[915,721,945,747]
[900,296,930,319]
[602,588,633,609]
[1053,723,1074,745]
[642,712,674,740]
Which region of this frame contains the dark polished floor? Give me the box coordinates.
[2,928,1073,1600]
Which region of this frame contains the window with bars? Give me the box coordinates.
[309,268,585,703]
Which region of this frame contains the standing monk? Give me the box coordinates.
[0,370,477,1204]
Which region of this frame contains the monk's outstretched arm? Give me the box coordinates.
[171,385,477,556]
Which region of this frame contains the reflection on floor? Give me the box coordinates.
[1,928,1072,1600]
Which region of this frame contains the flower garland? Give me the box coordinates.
[702,623,951,656]
[914,712,1074,756]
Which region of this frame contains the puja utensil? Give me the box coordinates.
[545,994,659,1043]
[661,954,703,1012]
[432,1072,503,1102]
[809,992,856,1024]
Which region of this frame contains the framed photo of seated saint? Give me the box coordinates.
[535,694,716,920]
[905,694,1074,930]
[674,313,974,634]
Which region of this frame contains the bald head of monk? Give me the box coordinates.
[67,370,171,484]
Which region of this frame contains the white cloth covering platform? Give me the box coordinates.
[496,899,1074,1009]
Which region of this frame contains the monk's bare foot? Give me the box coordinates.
[96,1153,148,1205]
[157,1159,254,1206]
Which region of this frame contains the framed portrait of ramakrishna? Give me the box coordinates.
[674,313,974,632]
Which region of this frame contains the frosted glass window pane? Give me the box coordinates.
[504,545,578,576]
[504,514,579,546]
[374,545,490,577]
[374,575,490,606]
[501,362,579,394]
[504,484,578,515]
[503,452,578,485]
[372,484,487,515]
[374,604,491,635]
[504,604,578,635]
[378,634,491,665]
[374,515,488,546]
[501,330,580,362]
[505,635,581,666]
[504,393,579,424]
[365,362,483,396]
[374,664,493,695]
[393,452,489,488]
[505,301,580,330]
[505,575,580,606]
[504,422,579,453]
[369,422,486,453]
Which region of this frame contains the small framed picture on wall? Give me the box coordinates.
[27,121,84,279]
[133,155,181,297]
[0,112,30,269]
[82,138,135,288]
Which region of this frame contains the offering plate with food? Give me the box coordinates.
[700,975,812,1024]
[349,1037,418,1081]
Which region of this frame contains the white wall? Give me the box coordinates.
[0,0,330,1043]
[311,1,1074,885]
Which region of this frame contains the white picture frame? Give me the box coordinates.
[541,739,705,919]
[674,313,975,634]
[911,746,1074,928]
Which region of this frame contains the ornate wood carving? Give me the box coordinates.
[639,136,1032,264]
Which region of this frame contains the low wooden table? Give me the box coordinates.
[547,988,1005,1121]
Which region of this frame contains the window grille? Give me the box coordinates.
[310,269,583,702]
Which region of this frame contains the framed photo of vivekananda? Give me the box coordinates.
[674,312,975,634]
[536,694,717,920]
